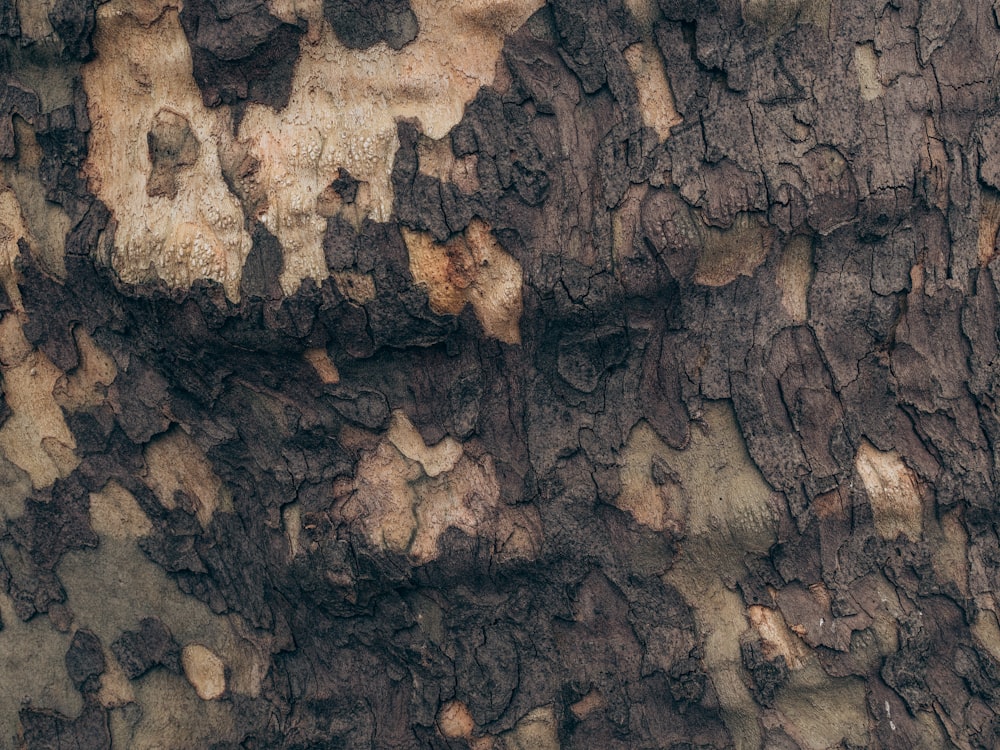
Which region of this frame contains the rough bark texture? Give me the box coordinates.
[2,0,1000,747]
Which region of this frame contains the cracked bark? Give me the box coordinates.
[2,0,1000,747]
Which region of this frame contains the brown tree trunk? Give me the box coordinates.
[2,0,1000,747]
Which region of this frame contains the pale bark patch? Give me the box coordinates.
[0,315,78,490]
[404,220,523,344]
[182,643,227,700]
[144,427,233,528]
[855,440,922,542]
[82,3,252,300]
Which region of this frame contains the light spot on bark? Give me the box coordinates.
[624,43,682,140]
[344,412,540,563]
[748,605,809,670]
[144,427,233,528]
[854,43,884,101]
[303,347,340,384]
[0,185,30,309]
[617,422,688,533]
[89,481,153,541]
[404,220,523,344]
[182,644,227,700]
[82,3,252,300]
[0,314,78,490]
[437,699,475,739]
[53,328,118,412]
[502,705,559,750]
[1,120,70,280]
[387,410,463,477]
[242,0,544,293]
[855,440,922,542]
[978,189,1000,266]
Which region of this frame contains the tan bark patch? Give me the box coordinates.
[241,0,544,293]
[748,605,810,670]
[617,422,688,533]
[303,348,340,384]
[502,706,559,750]
[437,699,475,739]
[343,412,540,563]
[855,440,922,542]
[624,43,682,140]
[404,220,523,344]
[53,328,118,412]
[2,120,70,281]
[0,186,29,310]
[0,314,78,489]
[182,644,227,700]
[89,481,153,541]
[144,427,233,528]
[387,409,464,477]
[569,689,605,720]
[854,42,884,101]
[82,2,252,300]
[978,189,1000,266]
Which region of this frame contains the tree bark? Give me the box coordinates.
[2,0,1000,747]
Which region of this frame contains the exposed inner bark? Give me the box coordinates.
[2,0,1000,748]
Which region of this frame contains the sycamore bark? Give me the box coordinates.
[2,0,1000,748]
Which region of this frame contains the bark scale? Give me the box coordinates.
[1,0,999,748]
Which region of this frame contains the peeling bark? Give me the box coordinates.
[2,0,1000,747]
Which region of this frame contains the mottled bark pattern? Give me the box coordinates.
[2,0,1000,748]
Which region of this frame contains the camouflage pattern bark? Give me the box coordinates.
[1,0,1000,747]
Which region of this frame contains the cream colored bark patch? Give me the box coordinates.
[182,644,227,700]
[624,43,682,140]
[617,422,688,533]
[0,314,78,489]
[303,348,340,384]
[144,427,233,528]
[82,2,252,300]
[569,689,605,720]
[2,120,70,281]
[854,43,884,101]
[404,220,523,344]
[502,706,559,750]
[343,412,540,563]
[437,699,475,739]
[0,185,29,310]
[241,0,544,293]
[53,328,118,412]
[694,213,774,287]
[855,440,922,541]
[90,481,153,541]
[387,410,463,477]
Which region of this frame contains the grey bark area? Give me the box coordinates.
[2,0,1000,747]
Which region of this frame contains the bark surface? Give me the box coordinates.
[2,0,1000,747]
